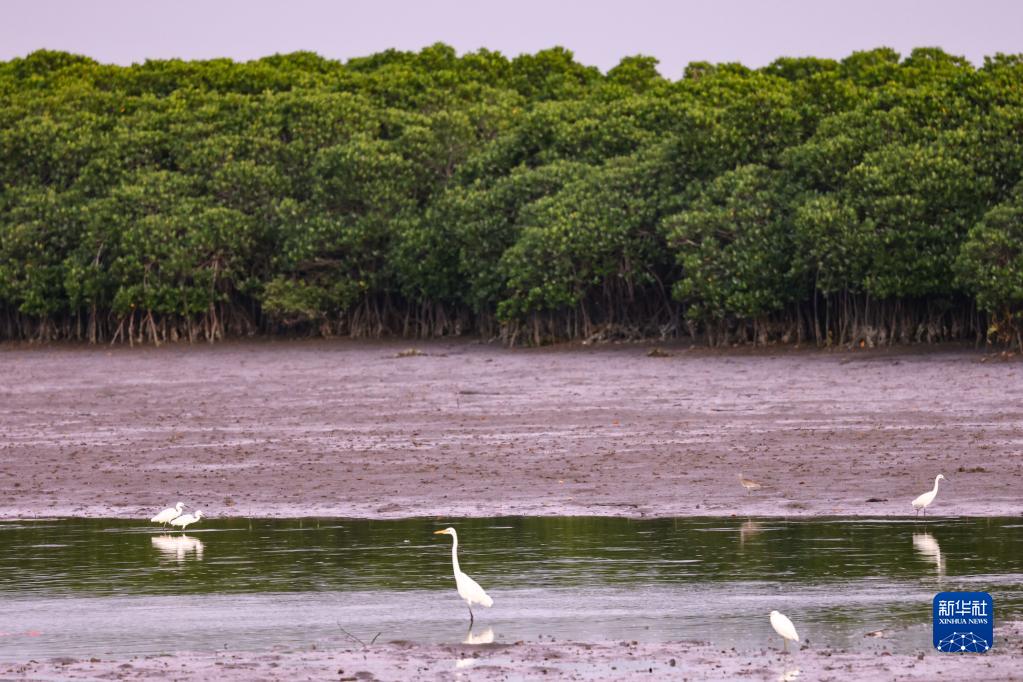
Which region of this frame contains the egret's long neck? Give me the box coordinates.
[450,533,461,576]
[933,476,942,493]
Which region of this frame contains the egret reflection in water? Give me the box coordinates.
[463,626,494,645]
[454,626,494,671]
[912,532,944,577]
[2,517,1022,661]
[151,534,204,562]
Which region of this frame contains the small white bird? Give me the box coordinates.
[770,610,800,652]
[739,472,763,495]
[911,474,945,516]
[434,527,493,624]
[150,502,184,525]
[169,510,204,530]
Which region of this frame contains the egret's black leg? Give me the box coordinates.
[468,605,474,626]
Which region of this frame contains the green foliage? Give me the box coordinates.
[260,277,330,324]
[663,165,797,320]
[396,160,589,312]
[606,56,665,93]
[791,195,867,295]
[0,45,1021,344]
[497,148,676,323]
[956,184,1023,315]
[844,143,989,297]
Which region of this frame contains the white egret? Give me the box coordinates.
[434,527,493,624]
[150,501,184,526]
[739,472,763,495]
[770,610,800,652]
[911,474,945,516]
[169,510,204,530]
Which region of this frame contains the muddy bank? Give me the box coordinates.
[1,341,1021,519]
[6,622,1022,681]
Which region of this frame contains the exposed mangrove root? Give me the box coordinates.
[1,293,1011,349]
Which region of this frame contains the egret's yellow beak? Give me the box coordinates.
[433,529,448,535]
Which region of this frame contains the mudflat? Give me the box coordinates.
[6,624,1023,681]
[1,340,1020,519]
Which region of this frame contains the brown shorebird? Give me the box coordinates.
[738,472,763,495]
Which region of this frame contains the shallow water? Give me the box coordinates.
[0,516,1020,659]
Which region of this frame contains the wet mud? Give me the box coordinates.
[1,341,1021,520]
[6,624,1022,681]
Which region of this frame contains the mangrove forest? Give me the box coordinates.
[1,45,1022,346]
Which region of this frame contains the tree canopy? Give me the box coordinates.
[2,45,1022,347]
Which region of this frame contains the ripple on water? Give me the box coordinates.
[0,516,1020,660]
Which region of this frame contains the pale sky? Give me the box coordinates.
[2,0,1020,76]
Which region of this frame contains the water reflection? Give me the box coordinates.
[463,626,494,645]
[454,626,495,670]
[911,533,944,577]
[0,517,1020,661]
[739,520,763,548]
[151,534,204,563]
[2,517,1019,597]
[778,667,801,681]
